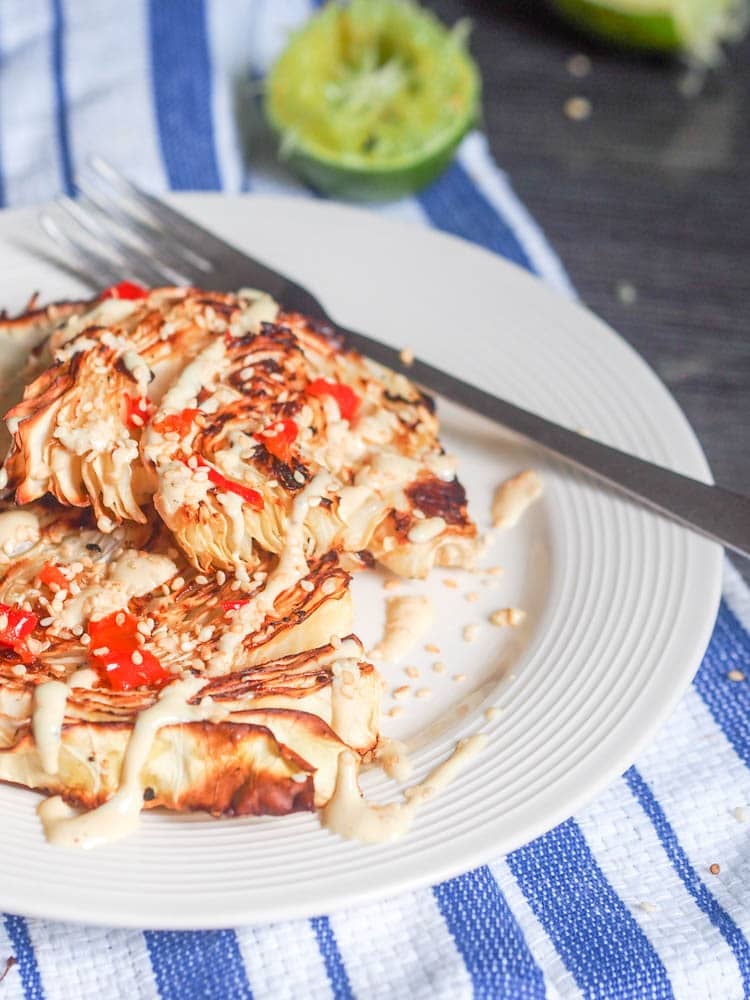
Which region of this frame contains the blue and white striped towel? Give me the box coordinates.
[0,3,748,998]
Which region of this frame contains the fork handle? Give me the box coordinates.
[340,326,750,559]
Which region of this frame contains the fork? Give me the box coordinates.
[39,157,750,560]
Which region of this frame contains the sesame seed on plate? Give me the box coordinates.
[405,666,419,679]
[393,685,411,700]
[415,688,431,699]
[728,669,745,682]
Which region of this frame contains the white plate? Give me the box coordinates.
[0,195,721,929]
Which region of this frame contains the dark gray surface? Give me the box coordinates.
[428,0,750,575]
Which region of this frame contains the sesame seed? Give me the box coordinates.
[321,579,337,595]
[196,575,208,586]
[393,685,411,700]
[11,664,26,676]
[80,634,91,646]
[293,470,306,484]
[484,706,501,721]
[171,576,185,591]
[413,509,426,520]
[383,579,401,591]
[709,863,721,875]
[300,580,315,593]
[93,646,109,657]
[443,578,458,589]
[399,347,415,366]
[388,706,405,719]
[465,592,480,603]
[490,608,526,627]
[638,901,659,914]
[230,579,243,591]
[115,612,126,627]
[728,669,745,682]
[130,414,144,428]
[616,281,638,306]
[405,666,419,679]
[463,624,479,643]
[216,571,226,586]
[564,95,592,121]
[452,673,466,683]
[40,616,54,628]
[415,688,431,699]
[433,661,446,674]
[425,643,441,654]
[131,650,143,665]
[566,53,591,78]
[733,806,746,822]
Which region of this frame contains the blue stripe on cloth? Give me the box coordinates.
[693,600,750,770]
[418,159,533,273]
[626,766,750,993]
[148,0,222,190]
[310,916,354,1000]
[50,0,74,195]
[433,867,545,1000]
[145,930,253,999]
[507,819,674,1000]
[3,915,44,1000]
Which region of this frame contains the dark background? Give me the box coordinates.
[427,0,749,572]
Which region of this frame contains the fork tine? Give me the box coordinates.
[76,177,214,276]
[87,156,296,298]
[39,212,123,288]
[55,196,179,287]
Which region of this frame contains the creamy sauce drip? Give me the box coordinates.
[211,473,332,674]
[491,470,542,529]
[322,733,487,844]
[38,675,209,849]
[371,595,435,663]
[32,669,99,775]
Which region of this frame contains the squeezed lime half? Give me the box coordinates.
[549,0,748,64]
[265,0,481,201]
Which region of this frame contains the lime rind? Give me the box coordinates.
[265,0,481,200]
[550,0,749,64]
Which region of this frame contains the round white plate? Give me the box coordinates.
[0,195,721,929]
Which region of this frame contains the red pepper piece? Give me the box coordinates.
[0,604,38,649]
[307,378,360,422]
[221,598,249,614]
[124,395,155,429]
[88,611,140,655]
[256,418,298,463]
[88,611,170,690]
[38,563,70,591]
[192,456,264,511]
[99,281,148,301]
[94,649,170,692]
[152,408,201,436]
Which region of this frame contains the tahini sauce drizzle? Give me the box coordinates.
[210,473,332,675]
[370,595,435,663]
[32,669,99,775]
[38,675,209,848]
[323,733,487,844]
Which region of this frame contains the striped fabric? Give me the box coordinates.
[0,3,747,998]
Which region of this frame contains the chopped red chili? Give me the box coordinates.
[124,394,155,429]
[88,611,170,691]
[257,418,298,463]
[38,563,70,591]
[193,457,264,511]
[307,378,360,421]
[99,281,148,301]
[0,603,39,663]
[152,408,201,436]
[221,598,249,613]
